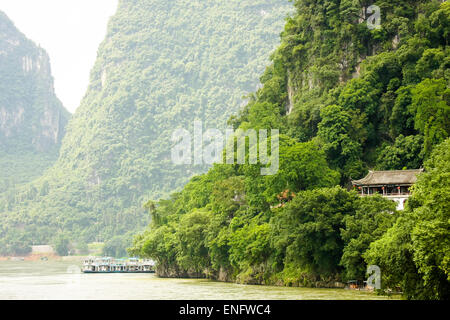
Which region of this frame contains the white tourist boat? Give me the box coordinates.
[82,257,155,273]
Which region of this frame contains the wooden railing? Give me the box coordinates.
[360,192,411,197]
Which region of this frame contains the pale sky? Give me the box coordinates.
[0,0,118,113]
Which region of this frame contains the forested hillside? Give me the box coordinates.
[131,0,450,300]
[0,11,70,189]
[0,1,293,254]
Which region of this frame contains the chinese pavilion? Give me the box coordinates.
[351,169,424,210]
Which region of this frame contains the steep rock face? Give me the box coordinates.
[0,11,69,154]
[0,0,292,244]
[0,11,70,188]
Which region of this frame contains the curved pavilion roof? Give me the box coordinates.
[352,169,424,186]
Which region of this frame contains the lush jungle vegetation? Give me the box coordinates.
[130,0,450,300]
[0,1,292,255]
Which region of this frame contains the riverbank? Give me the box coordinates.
[155,266,372,291]
[0,260,396,300]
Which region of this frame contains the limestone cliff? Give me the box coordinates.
[0,11,70,185]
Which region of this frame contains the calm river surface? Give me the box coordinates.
[0,260,394,300]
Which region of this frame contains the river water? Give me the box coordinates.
[0,260,393,300]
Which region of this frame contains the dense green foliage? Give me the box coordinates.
[131,0,450,300]
[340,195,397,281]
[53,234,71,256]
[102,233,134,258]
[365,138,450,300]
[0,1,292,255]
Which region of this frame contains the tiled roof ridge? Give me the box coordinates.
[351,169,424,185]
[366,169,424,173]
